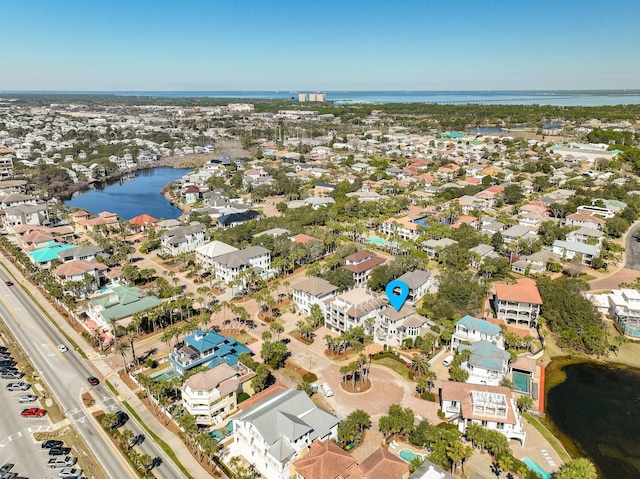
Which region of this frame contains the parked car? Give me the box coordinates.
[442,355,454,367]
[6,382,30,391]
[56,344,68,353]
[0,464,14,472]
[49,446,72,456]
[0,346,8,352]
[18,394,37,403]
[0,366,18,373]
[48,456,76,468]
[87,376,99,386]
[5,281,13,286]
[59,467,82,478]
[320,382,334,397]
[1,372,24,380]
[21,407,46,417]
[0,472,17,479]
[41,439,64,449]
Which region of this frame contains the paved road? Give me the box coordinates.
[0,272,184,479]
[625,223,640,271]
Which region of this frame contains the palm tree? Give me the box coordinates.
[113,341,130,371]
[120,429,134,450]
[410,353,430,378]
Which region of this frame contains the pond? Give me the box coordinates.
[65,167,191,220]
[545,358,640,479]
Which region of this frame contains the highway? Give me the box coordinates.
[0,267,185,479]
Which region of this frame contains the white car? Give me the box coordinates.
[57,344,68,353]
[320,382,334,397]
[18,394,37,403]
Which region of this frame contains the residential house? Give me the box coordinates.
[510,250,561,275]
[232,388,340,479]
[292,276,338,315]
[604,289,640,338]
[2,202,50,232]
[27,242,75,269]
[128,214,158,232]
[566,227,605,245]
[169,329,252,375]
[181,362,255,426]
[565,213,605,231]
[57,245,105,263]
[451,316,504,351]
[501,225,537,245]
[468,244,498,268]
[342,251,386,287]
[161,224,209,256]
[552,240,600,265]
[440,381,526,445]
[85,285,162,331]
[211,246,271,286]
[411,460,455,479]
[376,304,431,346]
[422,238,458,259]
[217,210,260,229]
[493,278,543,326]
[195,240,239,270]
[379,216,420,241]
[396,269,432,304]
[53,259,108,294]
[325,287,387,334]
[458,341,511,386]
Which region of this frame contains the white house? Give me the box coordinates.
[161,224,209,256]
[451,315,504,351]
[195,240,239,269]
[292,276,338,315]
[375,304,430,346]
[605,289,640,338]
[458,341,511,386]
[396,269,432,304]
[211,246,271,286]
[325,287,387,334]
[440,381,526,445]
[232,388,339,479]
[552,240,600,265]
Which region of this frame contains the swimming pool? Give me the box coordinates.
[399,449,423,462]
[368,237,399,247]
[513,371,531,393]
[523,457,551,479]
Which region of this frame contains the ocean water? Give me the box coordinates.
[6,90,640,106]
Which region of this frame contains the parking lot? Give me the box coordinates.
[0,344,61,479]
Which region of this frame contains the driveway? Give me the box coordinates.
[625,223,640,271]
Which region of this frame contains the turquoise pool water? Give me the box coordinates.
[523,458,551,479]
[368,237,399,247]
[513,371,531,393]
[399,449,422,462]
[153,369,178,382]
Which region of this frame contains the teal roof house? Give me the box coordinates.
[27,242,75,269]
[451,315,504,351]
[169,329,252,375]
[86,285,161,331]
[459,340,511,386]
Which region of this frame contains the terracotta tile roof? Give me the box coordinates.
[494,278,542,305]
[291,233,319,245]
[53,259,108,277]
[359,447,410,479]
[294,440,362,479]
[345,250,373,262]
[486,185,505,193]
[566,213,605,224]
[440,381,518,425]
[129,214,158,226]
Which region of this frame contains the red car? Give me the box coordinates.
[5,281,13,286]
[87,376,100,386]
[21,407,46,417]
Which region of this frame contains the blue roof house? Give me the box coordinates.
[28,242,75,269]
[458,340,510,386]
[169,329,252,375]
[451,315,504,351]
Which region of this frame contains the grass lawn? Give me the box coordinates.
[372,357,411,380]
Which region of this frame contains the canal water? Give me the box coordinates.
[65,167,191,220]
[545,358,640,479]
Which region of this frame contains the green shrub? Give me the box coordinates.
[437,409,445,419]
[430,324,441,333]
[145,358,157,369]
[421,391,436,401]
[237,392,250,403]
[302,373,317,383]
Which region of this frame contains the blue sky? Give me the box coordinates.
[2,0,639,91]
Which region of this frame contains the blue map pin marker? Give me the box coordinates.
[385,280,409,311]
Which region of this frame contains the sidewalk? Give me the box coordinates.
[0,255,213,479]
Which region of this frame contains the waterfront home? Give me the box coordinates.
[160,223,209,256]
[181,362,255,426]
[232,388,339,479]
[325,287,387,334]
[85,285,161,331]
[169,329,252,376]
[458,340,511,386]
[292,276,338,315]
[493,278,542,327]
[292,440,410,479]
[440,381,526,445]
[217,210,260,229]
[451,315,504,351]
[603,289,640,338]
